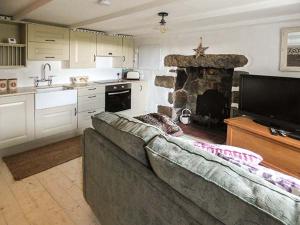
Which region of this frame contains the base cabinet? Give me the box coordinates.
[0,94,34,149]
[35,105,77,139]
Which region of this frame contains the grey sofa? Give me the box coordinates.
[82,112,300,225]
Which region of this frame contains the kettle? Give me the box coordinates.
[180,108,192,125]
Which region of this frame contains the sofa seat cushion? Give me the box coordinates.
[145,135,300,225]
[92,112,163,167]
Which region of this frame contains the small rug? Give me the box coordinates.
[3,136,82,181]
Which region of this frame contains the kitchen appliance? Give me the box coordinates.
[124,71,140,80]
[180,108,191,125]
[105,83,131,112]
[239,74,300,131]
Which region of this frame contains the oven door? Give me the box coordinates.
[105,89,131,112]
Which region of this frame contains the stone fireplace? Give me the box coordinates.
[155,54,248,128]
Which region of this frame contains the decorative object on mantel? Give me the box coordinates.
[157,51,248,128]
[70,76,89,84]
[280,26,300,72]
[193,37,209,58]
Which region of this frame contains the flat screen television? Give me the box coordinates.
[239,74,300,131]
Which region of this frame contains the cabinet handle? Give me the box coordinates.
[75,108,77,116]
[122,56,126,62]
[108,52,112,56]
[45,56,55,59]
[88,95,96,98]
[140,85,143,91]
[45,39,55,42]
[94,54,96,62]
[88,111,96,114]
[88,88,96,91]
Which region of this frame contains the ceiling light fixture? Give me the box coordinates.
[98,0,111,6]
[158,12,168,34]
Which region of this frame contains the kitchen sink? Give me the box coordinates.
[35,86,77,109]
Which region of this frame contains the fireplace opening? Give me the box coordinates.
[193,90,228,127]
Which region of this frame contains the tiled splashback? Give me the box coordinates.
[0,58,123,87]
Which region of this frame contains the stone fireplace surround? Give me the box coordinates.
[155,54,248,127]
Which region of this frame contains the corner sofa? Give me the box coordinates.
[82,112,300,225]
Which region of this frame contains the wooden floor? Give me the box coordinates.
[0,157,101,225]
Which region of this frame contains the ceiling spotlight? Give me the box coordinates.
[158,12,168,34]
[98,0,111,6]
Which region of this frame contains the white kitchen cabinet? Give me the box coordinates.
[27,24,70,61]
[35,104,77,139]
[70,31,96,68]
[77,85,105,132]
[131,81,148,117]
[122,37,134,68]
[0,94,34,149]
[97,35,123,56]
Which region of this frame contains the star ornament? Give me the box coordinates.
[193,37,209,58]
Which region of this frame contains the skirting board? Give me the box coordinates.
[0,129,81,158]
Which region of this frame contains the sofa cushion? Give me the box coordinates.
[92,112,163,167]
[145,135,300,225]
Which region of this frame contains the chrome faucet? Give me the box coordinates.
[30,63,55,87]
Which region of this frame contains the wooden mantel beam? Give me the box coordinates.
[14,0,54,20]
[70,0,178,29]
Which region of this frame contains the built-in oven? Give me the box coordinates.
[105,83,131,112]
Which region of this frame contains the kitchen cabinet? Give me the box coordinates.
[35,104,77,139]
[97,35,122,56]
[70,31,96,68]
[122,37,134,68]
[27,23,69,61]
[0,94,34,149]
[131,81,148,117]
[77,85,105,132]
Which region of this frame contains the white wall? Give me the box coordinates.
[136,20,300,113]
[0,57,122,87]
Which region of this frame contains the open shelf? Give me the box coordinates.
[0,43,26,67]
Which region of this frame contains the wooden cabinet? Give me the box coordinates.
[97,35,122,56]
[27,24,69,61]
[131,81,148,117]
[122,37,134,68]
[0,94,34,149]
[35,104,77,139]
[77,85,105,132]
[225,116,300,179]
[70,31,96,68]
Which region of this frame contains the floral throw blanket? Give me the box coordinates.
[192,141,300,198]
[135,113,183,136]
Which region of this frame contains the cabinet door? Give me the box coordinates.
[78,93,105,112]
[28,24,69,44]
[0,94,34,149]
[35,105,77,139]
[122,37,134,68]
[97,35,122,56]
[78,108,104,132]
[28,42,69,60]
[131,81,148,117]
[70,31,96,68]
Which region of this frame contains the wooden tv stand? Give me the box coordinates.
[225,116,300,179]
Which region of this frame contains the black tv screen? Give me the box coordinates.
[239,75,300,131]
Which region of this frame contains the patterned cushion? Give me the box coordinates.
[92,112,163,167]
[146,134,300,225]
[135,113,183,136]
[192,141,263,165]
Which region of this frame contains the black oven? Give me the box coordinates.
[105,83,131,112]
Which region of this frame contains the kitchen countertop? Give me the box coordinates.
[0,80,145,97]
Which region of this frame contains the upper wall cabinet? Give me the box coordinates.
[27,24,69,61]
[69,31,96,68]
[97,35,122,56]
[122,37,134,69]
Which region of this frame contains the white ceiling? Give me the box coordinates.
[0,0,300,37]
